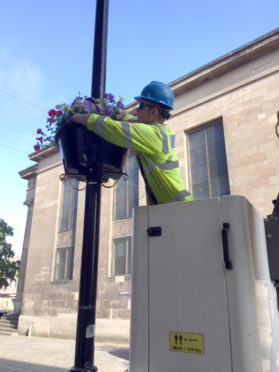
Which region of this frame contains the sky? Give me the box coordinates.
[0,0,278,255]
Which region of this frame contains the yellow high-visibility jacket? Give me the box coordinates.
[87,114,194,205]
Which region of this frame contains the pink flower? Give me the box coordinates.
[33,94,130,153]
[48,109,56,117]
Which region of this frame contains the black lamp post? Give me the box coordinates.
[70,1,109,371]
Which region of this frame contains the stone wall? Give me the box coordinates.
[170,48,279,216]
[18,30,279,340]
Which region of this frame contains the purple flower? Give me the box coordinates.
[71,97,82,106]
[116,100,125,110]
[104,105,113,116]
[95,104,101,113]
[85,97,94,103]
[33,94,130,153]
[104,93,115,103]
[82,100,94,113]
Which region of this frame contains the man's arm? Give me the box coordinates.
[72,113,164,157]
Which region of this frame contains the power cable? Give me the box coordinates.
[0,89,48,155]
[0,143,28,155]
[0,88,47,113]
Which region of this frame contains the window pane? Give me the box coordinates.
[127,237,132,274]
[59,181,71,232]
[128,156,139,217]
[69,180,78,231]
[113,156,138,220]
[206,124,230,197]
[59,179,78,232]
[114,177,127,220]
[189,130,209,199]
[55,249,66,280]
[188,120,230,199]
[114,239,126,276]
[113,237,132,276]
[65,247,74,280]
[54,247,74,280]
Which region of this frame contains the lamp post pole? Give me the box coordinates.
[70,1,109,371]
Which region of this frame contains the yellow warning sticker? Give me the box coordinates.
[169,332,204,355]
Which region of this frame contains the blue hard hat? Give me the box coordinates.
[135,81,174,110]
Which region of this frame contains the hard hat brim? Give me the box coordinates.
[134,96,173,110]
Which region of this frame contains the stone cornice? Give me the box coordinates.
[28,145,59,162]
[19,164,38,180]
[169,28,279,96]
[19,145,59,179]
[125,29,279,111]
[172,65,278,118]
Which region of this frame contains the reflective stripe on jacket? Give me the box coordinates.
[87,114,193,205]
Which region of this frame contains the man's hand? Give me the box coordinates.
[70,113,91,127]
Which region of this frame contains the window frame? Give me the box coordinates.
[53,177,79,283]
[112,236,132,277]
[54,246,74,281]
[187,118,230,199]
[113,155,138,221]
[58,178,78,233]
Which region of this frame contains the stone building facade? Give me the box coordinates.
[16,29,279,341]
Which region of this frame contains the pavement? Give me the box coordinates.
[0,334,129,372]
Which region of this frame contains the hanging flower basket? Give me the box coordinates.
[55,122,128,181]
[33,94,134,181]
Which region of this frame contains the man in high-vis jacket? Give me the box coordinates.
[72,81,193,205]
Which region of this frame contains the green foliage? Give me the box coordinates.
[0,219,20,288]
